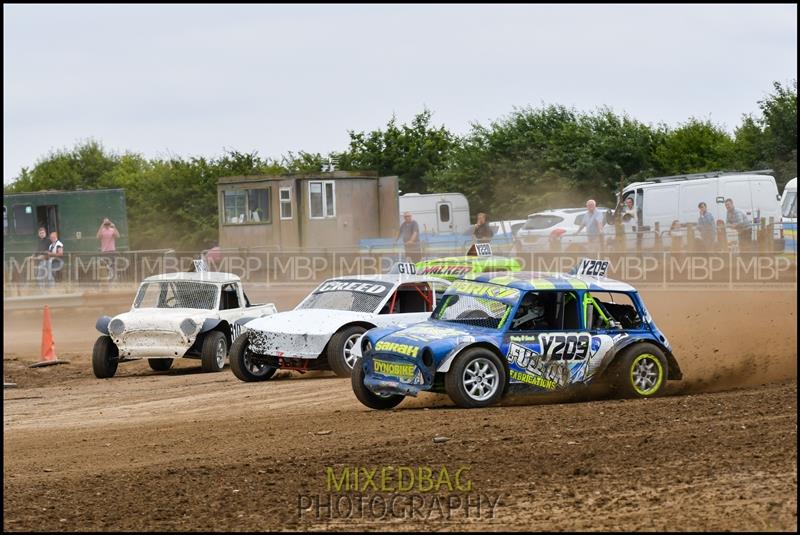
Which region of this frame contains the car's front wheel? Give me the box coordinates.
[229,331,277,382]
[201,331,228,372]
[92,335,119,379]
[328,325,367,377]
[445,347,506,408]
[351,361,405,410]
[607,343,668,398]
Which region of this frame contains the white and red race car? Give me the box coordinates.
[229,271,450,381]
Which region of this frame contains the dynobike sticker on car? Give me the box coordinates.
[505,333,618,390]
[373,359,417,382]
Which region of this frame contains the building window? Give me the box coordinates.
[248,189,269,222]
[280,187,293,220]
[309,181,336,219]
[12,204,34,235]
[223,188,271,225]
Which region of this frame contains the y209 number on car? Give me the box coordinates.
[576,259,609,277]
[539,333,591,361]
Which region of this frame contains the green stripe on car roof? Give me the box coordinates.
[567,277,588,289]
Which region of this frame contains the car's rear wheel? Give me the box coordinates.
[607,343,668,398]
[201,331,228,372]
[92,335,119,379]
[148,358,173,372]
[445,347,506,408]
[351,361,405,410]
[229,331,277,382]
[328,325,367,377]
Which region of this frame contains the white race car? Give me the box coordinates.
[92,272,277,378]
[229,273,450,381]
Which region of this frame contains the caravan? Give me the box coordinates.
[399,193,470,235]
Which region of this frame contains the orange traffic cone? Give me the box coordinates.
[29,305,69,368]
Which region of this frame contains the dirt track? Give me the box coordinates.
[3,286,798,531]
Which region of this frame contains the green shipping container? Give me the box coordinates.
[3,188,129,254]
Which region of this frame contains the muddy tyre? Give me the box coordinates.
[148,358,173,372]
[201,331,228,373]
[445,347,506,408]
[607,343,668,398]
[351,361,404,410]
[92,335,119,379]
[229,331,277,382]
[328,325,367,377]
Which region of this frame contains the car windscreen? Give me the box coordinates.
[133,281,218,310]
[433,280,519,329]
[296,279,392,313]
[433,294,511,329]
[523,215,564,230]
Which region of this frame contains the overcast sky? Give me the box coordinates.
[3,4,797,183]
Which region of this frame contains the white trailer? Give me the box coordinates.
[399,192,471,234]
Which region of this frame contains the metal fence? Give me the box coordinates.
[3,247,796,292]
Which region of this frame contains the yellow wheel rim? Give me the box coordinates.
[630,353,663,396]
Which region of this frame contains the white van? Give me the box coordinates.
[399,192,470,234]
[781,177,797,253]
[617,170,783,248]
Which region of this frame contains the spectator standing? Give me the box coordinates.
[396,212,421,262]
[30,227,50,289]
[697,202,716,250]
[46,231,64,287]
[472,212,494,243]
[575,199,606,250]
[96,218,120,252]
[96,218,120,280]
[724,198,752,250]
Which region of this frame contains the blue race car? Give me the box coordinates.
[351,264,682,409]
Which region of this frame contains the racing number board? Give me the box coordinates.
[575,258,609,277]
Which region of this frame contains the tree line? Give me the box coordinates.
[6,80,796,250]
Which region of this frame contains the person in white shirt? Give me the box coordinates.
[575,199,606,250]
[45,231,64,287]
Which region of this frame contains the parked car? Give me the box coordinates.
[352,262,682,409]
[516,208,609,248]
[489,219,527,240]
[92,272,277,378]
